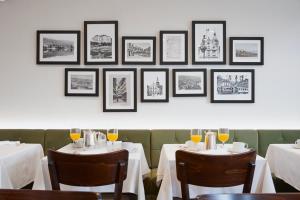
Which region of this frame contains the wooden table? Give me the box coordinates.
[196,193,300,200]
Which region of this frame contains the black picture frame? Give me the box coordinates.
[192,21,226,65]
[229,37,264,65]
[211,69,255,103]
[141,68,169,102]
[173,68,207,97]
[160,31,188,65]
[122,36,156,65]
[84,21,118,65]
[103,68,137,112]
[37,30,80,65]
[65,68,99,96]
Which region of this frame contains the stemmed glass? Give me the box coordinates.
[190,129,202,144]
[70,128,81,145]
[107,129,118,145]
[218,128,229,148]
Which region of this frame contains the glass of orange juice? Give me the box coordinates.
[70,128,81,144]
[218,128,229,147]
[107,129,118,145]
[190,129,202,144]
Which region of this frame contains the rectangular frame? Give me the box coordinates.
[37,30,80,65]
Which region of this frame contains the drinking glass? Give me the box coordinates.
[70,128,81,144]
[190,129,202,144]
[218,128,229,147]
[107,129,118,145]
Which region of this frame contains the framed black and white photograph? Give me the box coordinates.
[230,37,264,65]
[173,69,207,97]
[160,31,188,65]
[84,21,118,65]
[37,31,80,65]
[211,69,255,103]
[141,68,169,102]
[65,68,99,96]
[103,68,137,112]
[122,36,156,65]
[192,21,226,65]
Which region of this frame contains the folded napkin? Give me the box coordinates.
[0,141,20,146]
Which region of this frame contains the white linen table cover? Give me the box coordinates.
[0,143,44,189]
[156,144,275,200]
[33,143,150,200]
[265,144,300,190]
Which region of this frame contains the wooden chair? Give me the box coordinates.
[0,189,98,200]
[196,193,300,200]
[48,149,134,200]
[176,149,256,200]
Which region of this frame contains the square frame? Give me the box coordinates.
[141,68,169,102]
[36,30,80,65]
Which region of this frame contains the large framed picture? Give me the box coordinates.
[37,30,80,65]
[141,68,169,102]
[192,21,226,65]
[160,31,188,65]
[103,68,137,112]
[211,69,255,103]
[84,21,118,65]
[230,37,264,65]
[173,68,207,97]
[65,68,99,96]
[122,36,156,65]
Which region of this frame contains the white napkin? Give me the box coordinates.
[0,141,20,146]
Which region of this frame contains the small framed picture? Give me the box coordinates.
[160,31,188,65]
[192,21,226,65]
[65,68,99,96]
[84,21,118,65]
[211,69,255,103]
[141,68,169,102]
[122,36,156,65]
[230,37,264,65]
[173,69,207,97]
[37,30,80,65]
[103,68,137,112]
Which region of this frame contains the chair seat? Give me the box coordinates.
[101,192,137,200]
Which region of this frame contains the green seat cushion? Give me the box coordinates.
[44,129,72,154]
[233,129,258,151]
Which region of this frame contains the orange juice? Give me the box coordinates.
[70,133,81,141]
[191,135,202,143]
[218,133,229,143]
[107,133,118,142]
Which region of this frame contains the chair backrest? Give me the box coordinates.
[48,149,128,200]
[196,193,300,200]
[0,189,98,200]
[176,149,256,200]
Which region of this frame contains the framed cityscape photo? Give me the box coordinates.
[37,30,80,65]
[84,21,118,65]
[173,68,207,97]
[160,31,188,65]
[103,68,137,112]
[192,21,226,65]
[230,37,264,65]
[141,68,169,102]
[65,68,99,96]
[211,69,255,103]
[122,36,156,65]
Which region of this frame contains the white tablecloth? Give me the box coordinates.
[265,144,300,190]
[33,143,150,200]
[156,144,275,200]
[0,143,44,189]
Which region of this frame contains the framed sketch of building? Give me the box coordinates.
[37,30,80,65]
[103,68,137,112]
[84,21,118,65]
[122,36,156,65]
[230,37,264,65]
[211,69,255,103]
[65,68,99,96]
[173,68,207,97]
[160,31,188,65]
[141,68,169,102]
[192,21,226,65]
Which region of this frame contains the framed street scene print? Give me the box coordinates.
[192,21,226,65]
[84,21,118,65]
[65,68,99,96]
[173,68,207,97]
[103,68,137,112]
[141,68,169,102]
[160,31,188,65]
[37,30,80,65]
[230,37,264,65]
[122,36,156,65]
[211,69,255,103]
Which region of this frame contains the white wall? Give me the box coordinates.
[0,0,299,129]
